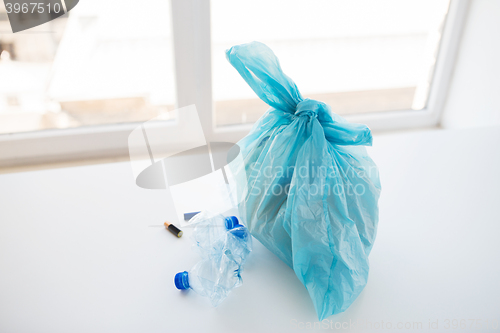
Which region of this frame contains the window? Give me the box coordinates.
[0,0,176,134]
[0,0,469,166]
[211,0,451,127]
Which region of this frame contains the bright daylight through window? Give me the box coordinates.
[211,0,450,126]
[0,0,176,134]
[0,0,450,134]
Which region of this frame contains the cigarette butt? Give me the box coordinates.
[164,222,183,238]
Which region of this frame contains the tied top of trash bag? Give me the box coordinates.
[225,41,373,147]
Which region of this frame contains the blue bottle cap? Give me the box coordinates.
[224,216,242,230]
[174,271,190,290]
[225,216,248,238]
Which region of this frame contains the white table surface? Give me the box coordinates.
[1,126,499,333]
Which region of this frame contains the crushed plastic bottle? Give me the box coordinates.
[191,212,252,264]
[174,258,240,306]
[174,215,252,306]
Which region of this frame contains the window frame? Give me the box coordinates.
[0,0,470,168]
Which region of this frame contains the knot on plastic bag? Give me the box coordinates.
[295,99,328,119]
[295,98,372,146]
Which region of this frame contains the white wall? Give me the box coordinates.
[441,0,500,129]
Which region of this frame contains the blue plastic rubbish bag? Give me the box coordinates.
[226,42,381,320]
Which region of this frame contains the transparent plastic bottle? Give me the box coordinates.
[174,258,240,306]
[191,213,252,265]
[174,215,252,306]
